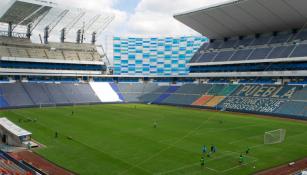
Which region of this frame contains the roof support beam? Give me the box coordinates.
[12,5,45,31]
[48,9,69,34]
[65,11,86,33]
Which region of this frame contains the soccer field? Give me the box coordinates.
[1,104,307,175]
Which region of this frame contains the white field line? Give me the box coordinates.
[222,159,258,173]
[229,134,263,144]
[156,151,235,175]
[196,123,262,136]
[119,117,215,175]
[205,166,220,172]
[224,150,259,161]
[11,108,307,175]
[12,110,154,174]
[157,150,259,175]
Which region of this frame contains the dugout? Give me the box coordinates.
[0,117,32,147]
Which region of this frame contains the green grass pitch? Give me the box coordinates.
[1,104,307,175]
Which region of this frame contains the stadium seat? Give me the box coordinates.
[229,49,253,61]
[247,48,272,60]
[204,96,226,107]
[213,51,234,62]
[290,44,307,57]
[27,49,48,59]
[192,95,213,106]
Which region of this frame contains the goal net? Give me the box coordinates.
[264,129,286,144]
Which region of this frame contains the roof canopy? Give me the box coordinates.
[34,8,114,40]
[0,0,55,25]
[0,117,32,137]
[174,0,307,39]
[0,0,114,42]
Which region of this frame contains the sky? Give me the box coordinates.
[51,0,227,37]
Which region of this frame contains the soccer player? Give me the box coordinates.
[239,153,244,165]
[211,144,217,153]
[202,145,207,155]
[71,110,74,115]
[153,120,158,128]
[246,147,250,155]
[200,156,205,167]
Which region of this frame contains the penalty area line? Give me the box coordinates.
[221,159,258,173]
[120,117,216,175]
[156,151,236,175]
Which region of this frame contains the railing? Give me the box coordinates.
[0,31,27,39]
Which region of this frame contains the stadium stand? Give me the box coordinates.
[0,36,106,77]
[192,95,213,106]
[0,80,306,118]
[45,50,64,60]
[0,150,37,175]
[0,82,34,107]
[27,49,48,59]
[89,82,123,102]
[0,82,103,107]
[218,85,301,114]
[153,86,179,103]
[22,83,53,105]
[204,96,225,107]
[162,84,211,105]
[188,28,307,64]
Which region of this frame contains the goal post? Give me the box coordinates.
[264,129,286,144]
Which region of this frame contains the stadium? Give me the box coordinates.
[0,0,307,174]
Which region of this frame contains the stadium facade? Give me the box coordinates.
[112,36,207,76]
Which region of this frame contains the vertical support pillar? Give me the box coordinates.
[91,32,96,45]
[26,24,32,39]
[60,28,66,43]
[76,29,81,44]
[44,26,49,44]
[8,22,13,37]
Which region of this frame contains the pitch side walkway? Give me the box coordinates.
[255,158,307,175]
[10,150,75,175]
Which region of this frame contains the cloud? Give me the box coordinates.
[115,0,228,37]
[53,0,116,11]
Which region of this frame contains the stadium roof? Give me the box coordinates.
[0,0,55,25]
[0,117,32,137]
[0,0,114,42]
[174,0,307,39]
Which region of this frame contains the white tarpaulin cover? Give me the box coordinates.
[89,82,122,103]
[0,117,31,137]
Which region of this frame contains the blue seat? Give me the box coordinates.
[250,35,272,46]
[267,45,295,59]
[197,52,217,62]
[213,51,234,62]
[269,32,292,44]
[230,49,253,61]
[290,44,307,57]
[248,48,272,60]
